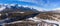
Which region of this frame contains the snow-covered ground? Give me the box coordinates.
[28,17,60,26]
[3,16,60,26]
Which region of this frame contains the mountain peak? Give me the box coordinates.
[0,4,39,13]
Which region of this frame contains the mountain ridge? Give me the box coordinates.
[0,4,39,13]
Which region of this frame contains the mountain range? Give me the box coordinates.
[0,4,39,13]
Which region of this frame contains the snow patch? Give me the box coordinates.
[0,6,6,11]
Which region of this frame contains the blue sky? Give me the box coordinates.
[0,0,60,11]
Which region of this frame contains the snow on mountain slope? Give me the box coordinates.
[0,5,6,11]
[0,4,39,13]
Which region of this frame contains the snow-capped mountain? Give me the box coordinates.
[0,4,39,13]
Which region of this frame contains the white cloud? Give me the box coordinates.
[52,8,60,10]
[33,7,44,11]
[22,5,45,11]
